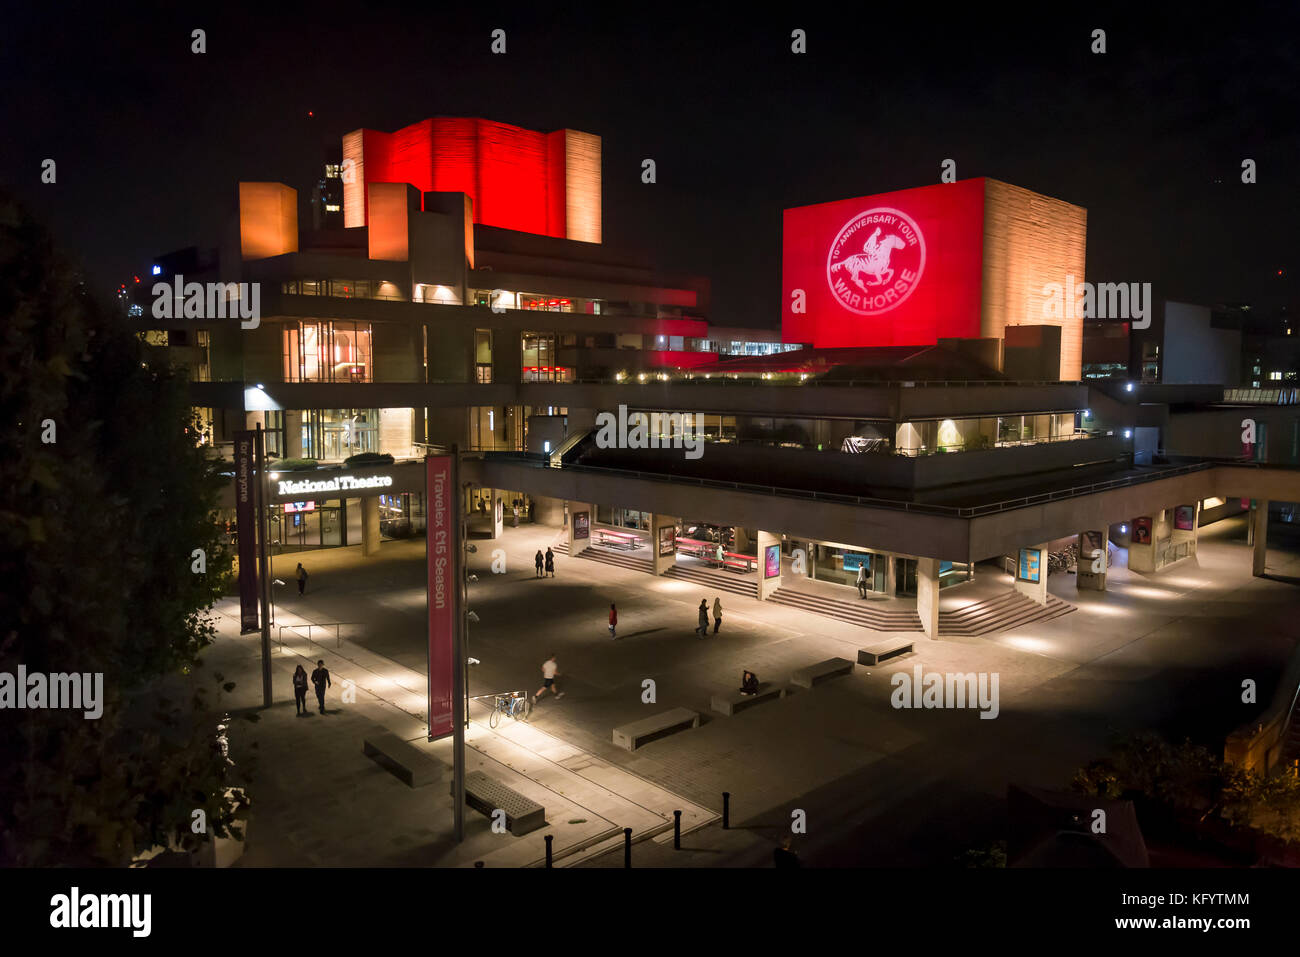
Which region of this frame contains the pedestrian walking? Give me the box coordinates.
[856,563,866,599]
[608,602,618,639]
[696,599,709,638]
[512,504,520,527]
[545,547,555,577]
[535,549,545,578]
[310,659,331,714]
[296,562,309,595]
[292,664,309,715]
[713,596,723,634]
[532,655,565,703]
[715,542,725,568]
[774,836,801,868]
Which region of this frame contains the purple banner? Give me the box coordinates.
[234,431,260,633]
[427,455,456,740]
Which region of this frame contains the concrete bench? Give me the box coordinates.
[711,685,784,716]
[457,770,546,835]
[363,732,447,788]
[612,707,701,750]
[790,657,855,688]
[858,637,915,665]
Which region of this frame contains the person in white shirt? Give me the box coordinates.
[532,655,565,703]
[856,562,867,599]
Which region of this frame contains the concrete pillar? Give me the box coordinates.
[757,531,782,600]
[916,557,940,638]
[1012,543,1049,605]
[362,496,381,556]
[490,488,503,539]
[283,411,302,458]
[1076,531,1108,591]
[651,514,679,576]
[733,527,751,553]
[1252,500,1269,576]
[534,494,564,526]
[568,502,593,557]
[1171,502,1200,560]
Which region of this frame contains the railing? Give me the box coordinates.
[275,622,366,651]
[522,375,1084,389]
[486,452,1215,519]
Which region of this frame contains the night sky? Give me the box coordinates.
[4,1,1297,328]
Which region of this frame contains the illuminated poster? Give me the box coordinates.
[843,552,871,571]
[782,179,985,349]
[1174,506,1195,531]
[573,510,590,540]
[427,455,457,741]
[1132,517,1152,545]
[1081,530,1104,555]
[233,431,260,633]
[1017,547,1041,584]
[658,524,677,557]
[764,544,782,579]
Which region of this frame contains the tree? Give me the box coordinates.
[0,193,243,866]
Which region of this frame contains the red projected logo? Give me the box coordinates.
[826,207,926,316]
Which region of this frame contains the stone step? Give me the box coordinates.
[575,547,653,574]
[939,594,1076,637]
[768,587,924,632]
[663,564,758,598]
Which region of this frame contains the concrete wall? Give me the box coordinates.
[1162,302,1241,386]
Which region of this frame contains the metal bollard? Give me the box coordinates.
[545,834,553,868]
[674,810,682,849]
[722,791,730,829]
[624,827,633,867]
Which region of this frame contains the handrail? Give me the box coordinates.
[276,621,367,650]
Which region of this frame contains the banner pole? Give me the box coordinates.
[255,424,272,709]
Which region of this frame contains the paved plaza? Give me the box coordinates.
[211,514,1300,866]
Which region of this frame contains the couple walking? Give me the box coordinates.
[534,548,555,578]
[292,660,331,715]
[696,597,723,637]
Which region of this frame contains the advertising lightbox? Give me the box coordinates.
[783,179,985,349]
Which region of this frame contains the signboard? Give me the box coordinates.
[426,455,457,740]
[842,552,872,572]
[764,544,782,579]
[573,510,590,540]
[1017,547,1042,584]
[782,179,985,349]
[1174,505,1195,531]
[276,473,392,496]
[234,431,260,633]
[1132,517,1152,545]
[283,501,316,513]
[658,524,677,557]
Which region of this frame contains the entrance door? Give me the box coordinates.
[895,558,918,597]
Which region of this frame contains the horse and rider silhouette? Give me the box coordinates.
[831,226,906,294]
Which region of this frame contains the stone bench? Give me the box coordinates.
[790,657,855,688]
[363,732,447,788]
[612,707,701,750]
[858,637,915,665]
[711,685,784,716]
[458,770,546,835]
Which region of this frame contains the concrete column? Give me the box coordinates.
[283,411,302,458]
[1171,502,1200,560]
[568,502,593,557]
[1252,500,1269,576]
[534,494,564,526]
[1012,543,1049,605]
[916,557,940,638]
[757,531,782,600]
[1076,531,1108,591]
[885,552,898,597]
[490,488,503,539]
[651,514,679,576]
[362,496,381,556]
[733,527,751,553]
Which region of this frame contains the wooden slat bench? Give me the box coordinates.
[457,770,546,835]
[858,637,915,665]
[612,707,701,750]
[711,685,784,716]
[362,732,447,788]
[790,657,855,688]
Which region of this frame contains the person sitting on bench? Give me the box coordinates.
[739,670,759,695]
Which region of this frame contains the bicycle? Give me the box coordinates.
[488,692,531,728]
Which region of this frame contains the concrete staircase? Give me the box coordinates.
[938,592,1076,637]
[768,587,924,632]
[569,545,653,574]
[664,563,758,598]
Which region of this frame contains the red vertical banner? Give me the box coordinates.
[427,455,457,740]
[234,431,260,633]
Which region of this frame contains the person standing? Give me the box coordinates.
[533,655,565,703]
[856,562,867,599]
[713,596,723,634]
[310,659,331,714]
[512,503,520,527]
[296,562,309,595]
[544,547,555,577]
[715,542,725,568]
[292,664,309,715]
[535,550,545,578]
[773,836,801,868]
[608,602,618,639]
[697,599,709,638]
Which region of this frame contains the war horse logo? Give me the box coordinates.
[830,227,907,294]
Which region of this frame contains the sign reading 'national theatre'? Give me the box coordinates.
[276,474,393,497]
